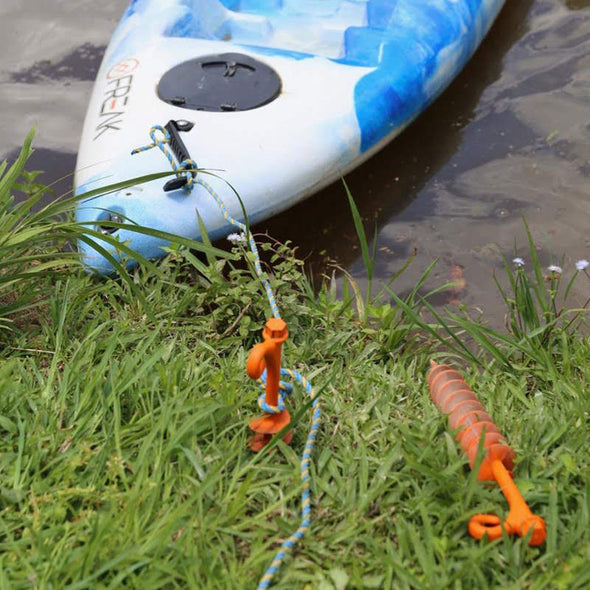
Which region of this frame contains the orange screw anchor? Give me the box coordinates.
[469,459,546,545]
[246,318,292,452]
[428,361,546,546]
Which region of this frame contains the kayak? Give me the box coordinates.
[75,0,506,273]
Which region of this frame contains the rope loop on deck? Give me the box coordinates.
[131,125,197,192]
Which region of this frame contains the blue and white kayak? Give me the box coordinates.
[75,0,505,273]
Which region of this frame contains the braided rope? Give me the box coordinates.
[131,125,197,192]
[256,369,321,590]
[196,179,280,319]
[256,375,293,414]
[132,124,321,588]
[132,126,278,315]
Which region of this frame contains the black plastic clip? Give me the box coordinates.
[163,120,196,192]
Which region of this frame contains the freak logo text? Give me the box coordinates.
[94,58,139,140]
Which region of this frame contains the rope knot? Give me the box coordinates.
[257,374,293,414]
[131,124,196,193]
[179,158,197,192]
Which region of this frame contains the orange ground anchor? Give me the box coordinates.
[428,361,546,546]
[246,318,292,452]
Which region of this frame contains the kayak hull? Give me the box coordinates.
[75,0,506,273]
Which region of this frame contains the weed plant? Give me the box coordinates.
[0,140,588,589]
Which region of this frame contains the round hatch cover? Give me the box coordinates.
[158,53,281,112]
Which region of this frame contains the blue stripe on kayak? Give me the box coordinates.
[367,0,399,28]
[348,0,501,151]
[239,0,283,12]
[219,0,240,9]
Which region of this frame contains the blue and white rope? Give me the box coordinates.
[195,178,280,319]
[197,179,320,587]
[256,369,321,590]
[256,372,294,414]
[132,125,321,588]
[131,125,197,192]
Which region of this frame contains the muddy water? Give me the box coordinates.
[1,1,589,324]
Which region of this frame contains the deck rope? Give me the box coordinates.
[131,125,197,192]
[132,125,321,588]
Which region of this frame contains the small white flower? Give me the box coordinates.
[547,264,562,274]
[227,232,246,244]
[575,259,589,271]
[513,257,525,267]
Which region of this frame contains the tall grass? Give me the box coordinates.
[0,132,236,329]
[343,185,589,371]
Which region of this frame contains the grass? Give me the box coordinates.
[0,139,589,589]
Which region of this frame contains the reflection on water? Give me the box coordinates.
[0,0,124,178]
[0,0,588,326]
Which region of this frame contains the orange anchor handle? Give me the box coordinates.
[246,318,292,451]
[469,459,546,545]
[246,318,288,408]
